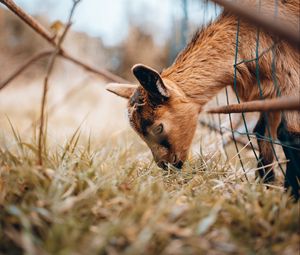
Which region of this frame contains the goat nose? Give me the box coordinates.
[174,160,183,169]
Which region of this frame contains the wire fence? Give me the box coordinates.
[0,0,299,195]
[202,0,299,199]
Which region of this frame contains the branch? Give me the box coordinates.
[60,51,129,83]
[0,50,129,91]
[26,76,92,133]
[0,50,53,90]
[207,96,300,114]
[0,0,128,90]
[0,0,55,45]
[209,0,300,50]
[38,0,81,166]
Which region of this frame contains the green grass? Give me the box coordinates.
[0,127,299,255]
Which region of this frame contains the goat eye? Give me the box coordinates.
[153,124,163,135]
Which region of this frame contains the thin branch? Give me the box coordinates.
[0,0,55,45]
[209,0,300,50]
[207,96,300,114]
[0,49,129,91]
[0,50,53,90]
[27,76,93,133]
[0,0,128,90]
[60,51,129,83]
[38,0,81,166]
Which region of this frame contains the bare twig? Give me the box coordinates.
[37,51,60,165]
[207,96,300,114]
[0,50,128,91]
[209,0,300,50]
[26,76,92,133]
[60,52,128,83]
[38,0,81,165]
[0,50,53,90]
[0,0,55,45]
[0,0,128,91]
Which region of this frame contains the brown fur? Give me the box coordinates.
[106,0,300,175]
[160,0,299,171]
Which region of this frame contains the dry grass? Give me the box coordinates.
[0,122,299,255]
[1,1,298,254]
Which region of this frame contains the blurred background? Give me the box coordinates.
[0,0,252,160]
[0,0,223,140]
[1,0,284,189]
[1,3,297,254]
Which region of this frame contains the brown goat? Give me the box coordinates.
[107,0,300,199]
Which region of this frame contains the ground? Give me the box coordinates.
[0,76,299,255]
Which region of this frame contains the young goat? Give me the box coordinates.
[107,0,300,199]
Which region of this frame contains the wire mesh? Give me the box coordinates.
[194,0,300,187]
[218,0,299,184]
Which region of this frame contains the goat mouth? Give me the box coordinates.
[157,160,168,170]
[157,160,183,170]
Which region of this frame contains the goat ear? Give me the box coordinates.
[131,64,169,99]
[105,83,137,99]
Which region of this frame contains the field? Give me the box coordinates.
[0,80,299,255]
[1,1,299,254]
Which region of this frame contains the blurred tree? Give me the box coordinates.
[114,26,169,81]
[168,0,190,64]
[181,0,189,47]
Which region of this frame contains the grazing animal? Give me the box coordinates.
[107,0,300,199]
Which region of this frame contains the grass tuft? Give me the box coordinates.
[0,127,299,255]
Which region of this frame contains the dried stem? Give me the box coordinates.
[60,52,128,83]
[0,0,55,45]
[37,0,81,166]
[0,50,128,91]
[0,50,53,90]
[0,0,128,164]
[0,0,128,91]
[27,77,93,133]
[37,50,59,165]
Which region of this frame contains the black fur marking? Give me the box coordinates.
[160,138,171,150]
[129,89,144,106]
[132,65,168,101]
[140,118,153,136]
[277,120,300,200]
